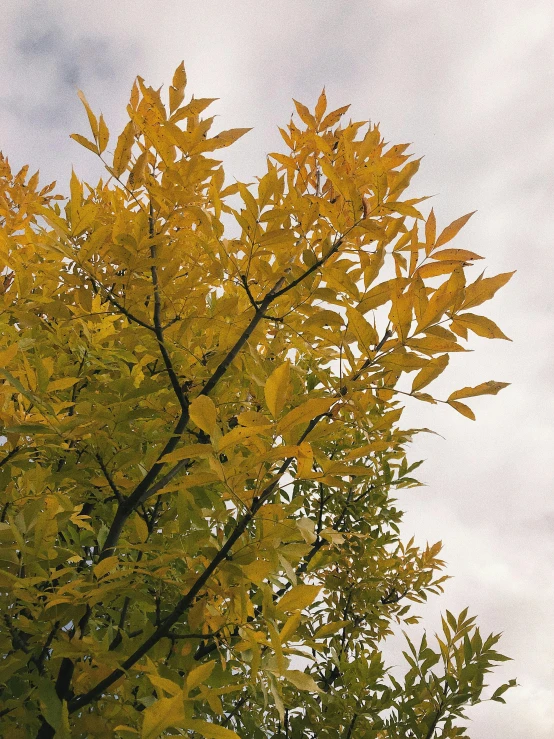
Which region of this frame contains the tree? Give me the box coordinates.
[0,62,516,738]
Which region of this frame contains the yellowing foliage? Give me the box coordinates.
[0,64,515,738]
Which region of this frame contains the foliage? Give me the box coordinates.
[0,63,515,737]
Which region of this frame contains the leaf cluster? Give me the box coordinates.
[0,64,515,737]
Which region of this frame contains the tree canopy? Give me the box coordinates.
[0,62,515,738]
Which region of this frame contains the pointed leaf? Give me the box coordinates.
[448,400,476,420]
[264,361,291,418]
[435,211,476,248]
[411,354,449,392]
[112,120,135,177]
[448,381,510,402]
[462,271,515,310]
[277,584,321,613]
[141,695,185,738]
[69,133,99,154]
[189,395,218,436]
[454,313,511,340]
[284,670,322,693]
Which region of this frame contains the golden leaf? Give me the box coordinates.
[277,584,321,613]
[347,307,378,352]
[77,89,99,138]
[448,381,510,402]
[293,99,317,128]
[69,133,99,154]
[277,398,334,434]
[454,313,511,340]
[432,248,483,261]
[112,120,135,177]
[411,354,449,392]
[264,361,291,418]
[435,211,476,248]
[462,271,515,310]
[447,399,476,420]
[189,395,218,436]
[389,288,412,343]
[141,695,185,739]
[425,208,436,251]
[315,88,327,122]
[185,660,215,693]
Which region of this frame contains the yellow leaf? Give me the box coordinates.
[344,441,392,460]
[411,354,449,392]
[218,425,270,452]
[93,556,119,580]
[357,219,387,241]
[462,271,515,310]
[315,88,327,122]
[47,377,80,392]
[69,133,99,154]
[98,114,109,154]
[454,313,511,340]
[0,343,18,366]
[181,720,240,739]
[280,612,302,642]
[296,441,314,478]
[77,89,99,138]
[319,104,350,130]
[417,267,465,330]
[389,288,412,343]
[264,361,291,418]
[388,159,421,199]
[159,444,213,464]
[134,515,149,544]
[447,399,476,420]
[416,260,463,279]
[277,398,334,434]
[448,381,510,402]
[284,670,322,693]
[185,660,215,693]
[146,675,182,697]
[195,128,252,153]
[347,307,378,352]
[189,395,218,436]
[296,517,316,544]
[277,584,321,613]
[407,336,465,355]
[380,350,427,372]
[141,695,185,739]
[169,61,187,112]
[432,248,483,261]
[425,208,436,251]
[293,99,317,128]
[237,410,271,426]
[385,201,423,219]
[435,211,476,248]
[112,120,135,177]
[313,620,349,639]
[242,558,273,585]
[267,621,286,675]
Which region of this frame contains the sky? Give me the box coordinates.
[1,1,553,735]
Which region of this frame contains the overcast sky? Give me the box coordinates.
[1,1,553,736]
